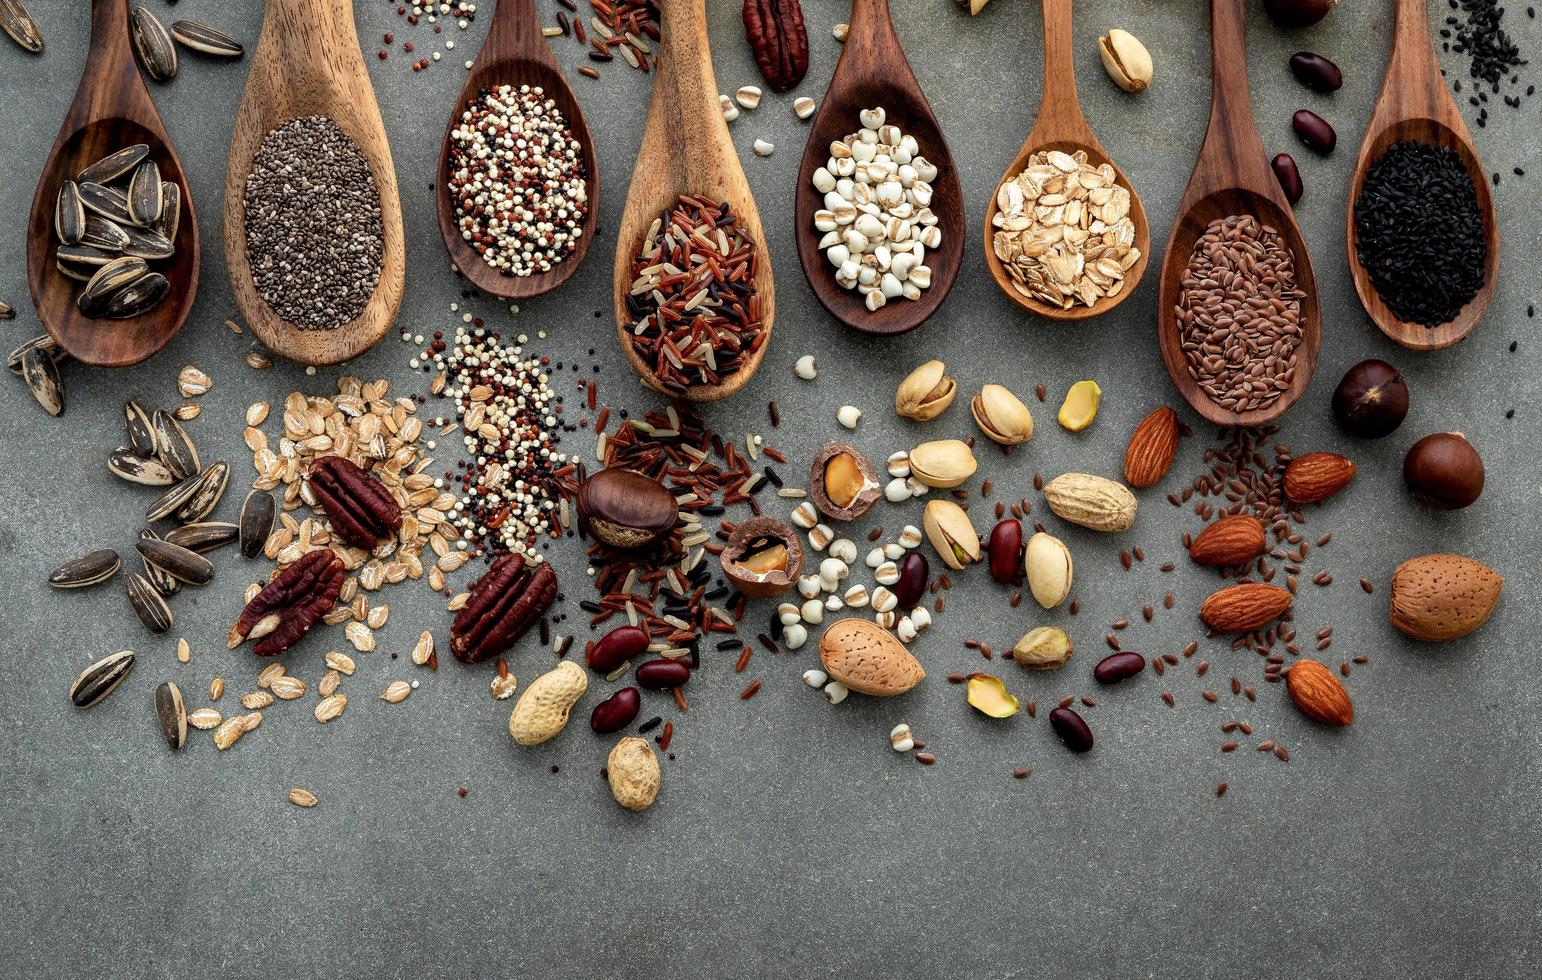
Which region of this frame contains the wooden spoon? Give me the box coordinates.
[793,0,964,336]
[26,0,199,369]
[223,0,404,366]
[1155,0,1320,428]
[1346,0,1498,351]
[983,0,1149,321]
[611,0,773,403]
[435,0,600,300]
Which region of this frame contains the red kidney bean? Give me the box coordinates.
[636,658,690,689]
[1049,707,1093,753]
[1292,110,1335,154]
[1094,651,1146,684]
[987,519,1022,584]
[893,551,929,610]
[586,624,650,674]
[590,687,641,733]
[1272,153,1304,203]
[1289,51,1342,92]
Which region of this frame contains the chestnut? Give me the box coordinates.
[576,469,678,549]
[720,516,803,598]
[1404,433,1484,509]
[1264,0,1339,29]
[1332,359,1409,438]
[808,442,880,522]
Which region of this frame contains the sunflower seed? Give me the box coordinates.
[78,145,147,185]
[136,537,214,585]
[20,344,63,415]
[120,225,174,261]
[1,0,43,53]
[82,256,148,300]
[238,489,274,558]
[108,448,175,486]
[155,681,187,750]
[138,529,179,595]
[153,181,179,240]
[131,5,176,80]
[187,707,222,729]
[48,548,120,588]
[78,181,136,225]
[170,19,242,57]
[69,650,135,708]
[107,271,168,318]
[152,408,199,479]
[123,399,157,454]
[288,788,318,808]
[145,472,202,521]
[126,571,173,633]
[8,335,60,375]
[56,181,84,244]
[80,215,130,252]
[127,160,162,225]
[164,521,237,553]
[173,460,227,523]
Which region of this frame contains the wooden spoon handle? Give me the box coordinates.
[1384,0,1446,114]
[1193,0,1268,189]
[483,0,551,64]
[74,0,144,128]
[849,0,898,47]
[649,0,724,174]
[1036,0,1079,123]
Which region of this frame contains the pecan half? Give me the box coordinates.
[308,455,402,548]
[230,549,345,656]
[450,554,557,664]
[743,0,808,93]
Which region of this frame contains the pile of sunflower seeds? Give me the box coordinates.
[55,144,180,320]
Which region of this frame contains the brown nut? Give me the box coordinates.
[1403,432,1484,509]
[720,516,803,598]
[607,736,661,811]
[808,442,880,521]
[576,468,679,549]
[308,456,402,548]
[450,554,558,663]
[895,360,956,421]
[742,0,808,93]
[229,549,345,657]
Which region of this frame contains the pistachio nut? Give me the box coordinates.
[970,384,1035,446]
[1012,626,1073,670]
[923,499,980,571]
[895,360,957,421]
[908,439,977,489]
[1024,531,1073,609]
[1099,29,1153,93]
[966,673,1020,718]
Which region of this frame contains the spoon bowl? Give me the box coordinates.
[26,0,199,369]
[223,0,404,366]
[612,0,773,403]
[435,0,600,301]
[984,0,1148,321]
[793,0,963,336]
[1156,0,1319,428]
[1346,0,1498,352]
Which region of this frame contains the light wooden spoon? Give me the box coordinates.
[983,0,1150,321]
[435,0,600,300]
[1346,0,1498,351]
[793,0,964,336]
[223,0,404,366]
[26,0,199,368]
[611,0,773,403]
[1155,0,1320,428]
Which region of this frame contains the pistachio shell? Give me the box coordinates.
[970,384,1034,445]
[1024,532,1073,608]
[895,360,956,421]
[908,439,977,489]
[1099,29,1153,93]
[966,673,1021,717]
[923,499,980,571]
[1012,627,1073,669]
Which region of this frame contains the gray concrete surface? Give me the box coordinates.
[1,1,1538,977]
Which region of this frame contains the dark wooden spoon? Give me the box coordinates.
[611,0,774,403]
[26,0,199,369]
[983,0,1150,321]
[794,0,964,336]
[1155,0,1320,428]
[223,0,404,366]
[1346,0,1498,351]
[435,0,600,301]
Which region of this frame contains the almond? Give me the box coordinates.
[1283,452,1356,504]
[1286,659,1353,726]
[1189,515,1267,567]
[1198,582,1292,632]
[1123,407,1179,488]
[1389,553,1502,641]
[819,618,925,696]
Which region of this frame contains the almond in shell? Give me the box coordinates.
[1388,553,1502,641]
[818,618,925,696]
[1189,515,1266,567]
[1122,407,1179,488]
[1287,659,1353,726]
[1198,583,1292,632]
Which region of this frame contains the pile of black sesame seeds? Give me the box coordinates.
[1440,0,1534,128]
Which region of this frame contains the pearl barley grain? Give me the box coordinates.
[836,405,862,429]
[794,355,817,380]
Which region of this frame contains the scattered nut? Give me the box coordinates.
[970,383,1034,445]
[1099,28,1153,92]
[895,360,956,420]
